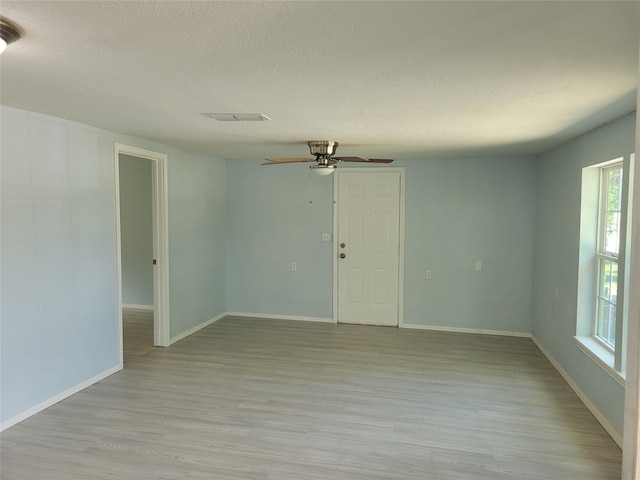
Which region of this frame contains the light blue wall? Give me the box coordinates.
[533,112,636,439]
[0,106,226,425]
[168,150,226,337]
[403,157,536,332]
[1,108,120,422]
[226,156,537,333]
[225,162,333,317]
[119,155,153,307]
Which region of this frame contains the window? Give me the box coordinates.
[576,156,632,384]
[594,164,622,349]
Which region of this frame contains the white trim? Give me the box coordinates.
[114,152,124,365]
[152,151,171,347]
[402,323,532,338]
[622,147,640,477]
[0,364,122,432]
[169,312,227,344]
[114,144,170,348]
[332,182,339,323]
[532,335,623,447]
[332,167,405,326]
[398,170,406,328]
[122,304,154,311]
[226,312,333,323]
[574,335,626,387]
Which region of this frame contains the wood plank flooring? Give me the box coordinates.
[1,315,622,479]
[122,308,157,363]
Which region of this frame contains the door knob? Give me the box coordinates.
[339,253,346,259]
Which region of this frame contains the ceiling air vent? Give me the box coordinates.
[204,113,271,122]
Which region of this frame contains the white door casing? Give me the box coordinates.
[334,169,404,326]
[114,143,170,352]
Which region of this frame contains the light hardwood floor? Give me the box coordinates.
[1,314,622,479]
[122,308,157,363]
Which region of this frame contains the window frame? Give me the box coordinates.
[593,163,623,351]
[575,154,633,384]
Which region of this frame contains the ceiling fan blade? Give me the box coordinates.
[262,157,314,165]
[333,156,394,164]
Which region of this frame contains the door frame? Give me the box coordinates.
[114,143,170,355]
[332,167,405,326]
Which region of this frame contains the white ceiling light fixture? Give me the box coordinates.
[309,164,337,176]
[0,17,22,54]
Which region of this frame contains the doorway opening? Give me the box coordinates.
[114,143,170,365]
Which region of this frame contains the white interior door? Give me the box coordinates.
[336,170,402,326]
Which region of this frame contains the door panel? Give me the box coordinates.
[337,171,401,326]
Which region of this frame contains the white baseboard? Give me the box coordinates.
[402,323,532,338]
[531,335,623,447]
[0,364,122,432]
[122,304,154,311]
[226,312,334,323]
[169,312,227,344]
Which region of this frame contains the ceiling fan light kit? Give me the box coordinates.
[262,140,393,175]
[0,16,23,54]
[309,164,337,176]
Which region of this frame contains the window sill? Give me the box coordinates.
[574,336,625,387]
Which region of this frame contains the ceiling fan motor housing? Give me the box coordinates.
[308,140,338,157]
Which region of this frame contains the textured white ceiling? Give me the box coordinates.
[0,1,638,160]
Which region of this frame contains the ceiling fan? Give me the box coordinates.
[262,141,393,175]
